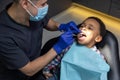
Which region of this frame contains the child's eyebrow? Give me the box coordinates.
[89,24,94,27]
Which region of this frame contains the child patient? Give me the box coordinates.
[43,16,107,80]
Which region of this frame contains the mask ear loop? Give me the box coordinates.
[27,0,38,9]
[27,0,38,17]
[25,8,34,17]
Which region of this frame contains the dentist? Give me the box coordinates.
[0,0,80,80]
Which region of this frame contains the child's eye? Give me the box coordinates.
[88,26,94,30]
[80,25,84,28]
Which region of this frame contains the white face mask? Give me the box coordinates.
[26,0,49,21]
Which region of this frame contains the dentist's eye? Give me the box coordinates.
[41,3,46,6]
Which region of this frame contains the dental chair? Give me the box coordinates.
[41,30,120,80]
[96,30,120,80]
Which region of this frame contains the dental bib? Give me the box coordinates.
[60,42,110,80]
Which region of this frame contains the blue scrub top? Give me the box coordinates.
[0,3,49,80]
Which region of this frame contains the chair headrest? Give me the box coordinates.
[96,30,120,80]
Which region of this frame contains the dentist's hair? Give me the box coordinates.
[13,0,19,3]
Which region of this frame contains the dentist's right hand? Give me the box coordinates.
[53,30,74,54]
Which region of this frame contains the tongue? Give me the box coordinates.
[78,36,86,41]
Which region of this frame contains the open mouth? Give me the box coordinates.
[77,32,87,41]
[78,32,86,38]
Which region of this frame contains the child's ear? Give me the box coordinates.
[95,35,102,43]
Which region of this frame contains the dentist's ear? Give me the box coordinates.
[95,35,102,43]
[20,0,28,9]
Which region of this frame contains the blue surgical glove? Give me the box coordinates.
[53,30,74,54]
[59,21,81,34]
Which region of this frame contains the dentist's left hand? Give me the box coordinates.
[58,21,81,34]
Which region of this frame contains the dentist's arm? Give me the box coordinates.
[19,31,74,76]
[45,19,80,34]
